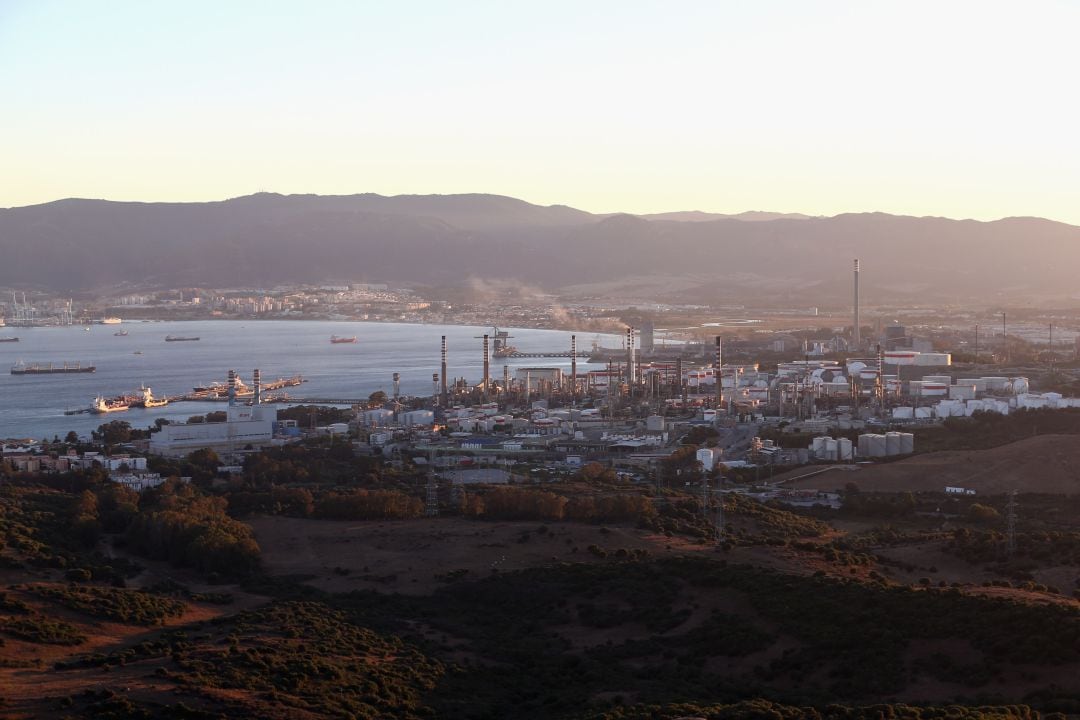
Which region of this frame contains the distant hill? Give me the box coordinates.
[638,210,815,222]
[1,193,1078,303]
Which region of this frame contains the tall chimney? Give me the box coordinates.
[227,369,237,407]
[626,327,635,389]
[253,368,262,405]
[440,335,448,405]
[675,356,683,401]
[503,364,510,394]
[393,372,400,402]
[482,334,490,401]
[571,334,577,398]
[714,337,723,408]
[853,259,861,350]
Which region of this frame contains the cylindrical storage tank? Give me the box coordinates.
[983,377,1009,392]
[923,375,952,385]
[1009,377,1030,394]
[900,433,914,454]
[812,436,827,457]
[703,409,717,422]
[885,432,901,456]
[884,351,918,366]
[824,437,838,461]
[858,434,872,457]
[958,378,988,392]
[892,406,914,420]
[913,352,952,366]
[838,437,853,460]
[921,383,949,397]
[696,447,716,470]
[949,384,976,400]
[870,434,888,457]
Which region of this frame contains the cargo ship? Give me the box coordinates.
[11,361,96,375]
[135,385,168,408]
[330,335,358,344]
[0,336,18,343]
[165,335,200,342]
[91,394,130,414]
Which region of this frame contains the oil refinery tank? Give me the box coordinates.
[899,432,915,454]
[838,437,853,461]
[885,432,902,456]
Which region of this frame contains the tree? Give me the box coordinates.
[97,420,133,445]
[368,390,388,406]
[65,431,79,444]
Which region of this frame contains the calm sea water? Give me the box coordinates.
[0,320,613,440]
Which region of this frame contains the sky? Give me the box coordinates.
[1,0,1079,222]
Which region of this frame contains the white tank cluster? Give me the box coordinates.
[857,432,914,457]
[809,435,854,461]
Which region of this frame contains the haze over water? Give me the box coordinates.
[0,320,613,440]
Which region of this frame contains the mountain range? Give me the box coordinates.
[1,192,1076,304]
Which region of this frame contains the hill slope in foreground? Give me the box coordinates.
[2,478,1080,719]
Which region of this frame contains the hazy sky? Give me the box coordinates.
[2,1,1078,221]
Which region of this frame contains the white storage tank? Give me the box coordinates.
[858,434,872,457]
[983,377,1009,392]
[957,378,988,392]
[920,382,949,397]
[1009,377,1030,394]
[885,432,902,456]
[696,447,716,470]
[899,432,914,454]
[870,433,888,457]
[812,436,827,457]
[838,437,853,461]
[913,352,952,366]
[949,384,976,400]
[923,375,952,385]
[892,406,914,420]
[824,437,838,461]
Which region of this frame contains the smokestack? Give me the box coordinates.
[571,334,577,398]
[228,369,237,407]
[626,327,635,389]
[675,356,683,401]
[432,373,439,404]
[715,337,723,409]
[440,336,449,406]
[503,364,510,394]
[393,372,400,402]
[482,334,490,401]
[253,368,262,405]
[853,259,861,350]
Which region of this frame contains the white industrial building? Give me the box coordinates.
[149,369,280,458]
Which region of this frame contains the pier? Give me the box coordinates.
[494,351,590,359]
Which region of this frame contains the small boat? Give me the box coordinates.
[330,335,358,344]
[0,337,18,343]
[133,350,144,355]
[165,335,200,342]
[114,330,128,336]
[84,327,91,332]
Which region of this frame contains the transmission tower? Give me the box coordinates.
[1005,489,1018,558]
[425,450,440,517]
